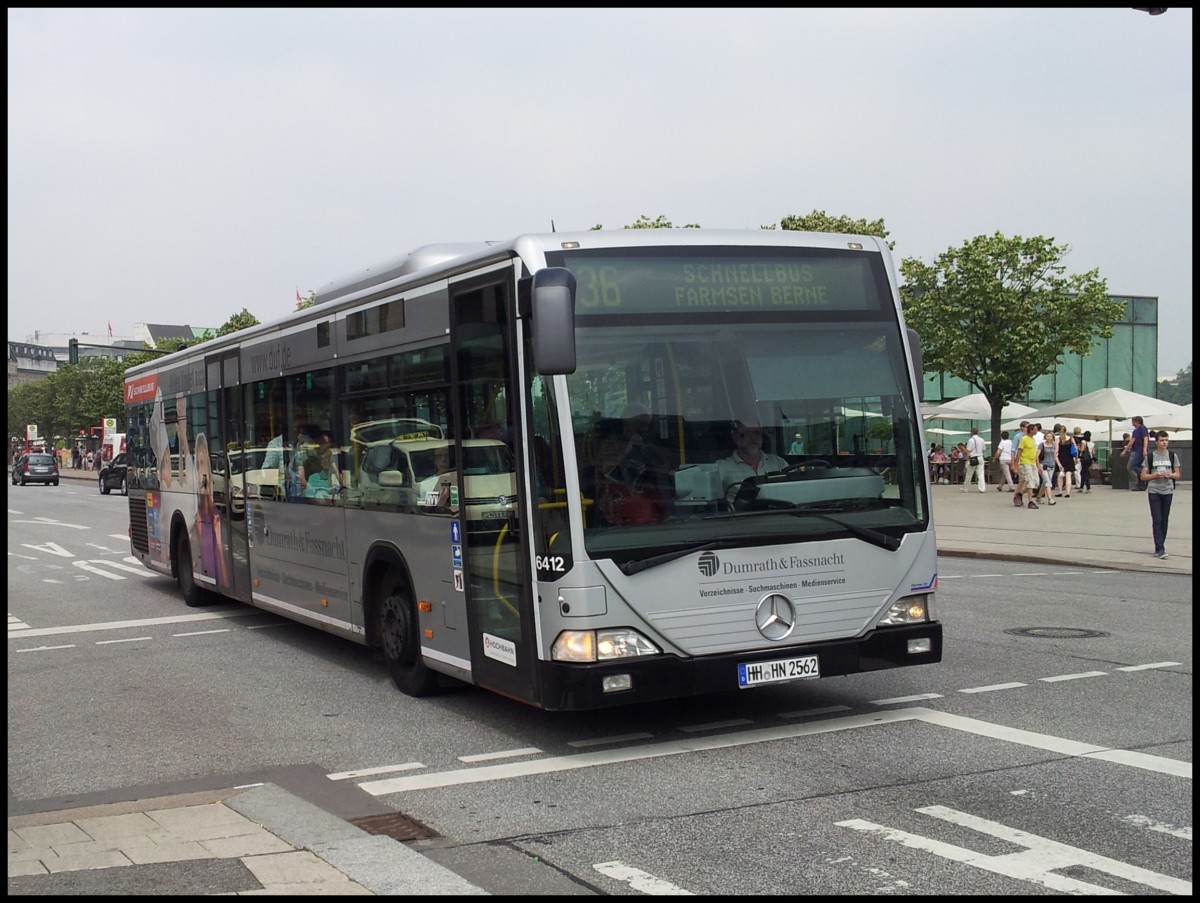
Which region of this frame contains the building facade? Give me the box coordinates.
[923,295,1159,406]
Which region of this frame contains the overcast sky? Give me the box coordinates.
[7,8,1192,376]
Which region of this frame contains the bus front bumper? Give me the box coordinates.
[536,623,942,711]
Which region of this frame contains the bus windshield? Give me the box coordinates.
[562,313,925,562]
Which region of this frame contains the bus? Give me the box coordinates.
[122,229,941,710]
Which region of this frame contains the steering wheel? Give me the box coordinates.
[729,478,795,512]
[781,458,832,474]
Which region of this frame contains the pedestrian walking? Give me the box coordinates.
[1038,428,1058,506]
[1055,424,1075,498]
[1014,422,1040,509]
[961,427,987,493]
[1139,431,1181,559]
[1123,416,1150,491]
[992,430,1015,491]
[1077,430,1095,493]
[1009,421,1029,497]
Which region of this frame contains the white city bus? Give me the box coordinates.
[123,229,940,710]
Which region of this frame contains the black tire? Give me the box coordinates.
[100,478,111,495]
[376,573,438,697]
[174,529,208,607]
[52,480,59,486]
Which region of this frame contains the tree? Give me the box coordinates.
[776,210,894,249]
[295,291,316,311]
[1157,362,1192,405]
[899,232,1123,446]
[589,215,700,230]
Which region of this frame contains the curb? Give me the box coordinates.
[227,784,488,895]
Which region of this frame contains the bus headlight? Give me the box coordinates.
[879,594,931,626]
[552,629,660,662]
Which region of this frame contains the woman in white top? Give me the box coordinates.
[992,430,1015,491]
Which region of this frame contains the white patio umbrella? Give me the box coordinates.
[925,427,970,436]
[1147,403,1192,432]
[1022,388,1185,447]
[924,392,1036,422]
[838,406,885,419]
[1022,386,1183,421]
[1002,415,1123,441]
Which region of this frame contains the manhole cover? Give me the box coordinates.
[1004,627,1110,639]
[349,811,440,842]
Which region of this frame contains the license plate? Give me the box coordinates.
[738,654,819,688]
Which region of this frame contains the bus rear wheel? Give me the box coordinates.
[174,530,208,608]
[377,580,438,697]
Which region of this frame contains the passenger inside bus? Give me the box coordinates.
[592,418,667,526]
[302,433,342,504]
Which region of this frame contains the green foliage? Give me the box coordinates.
[7,321,264,444]
[777,210,894,249]
[899,232,1123,443]
[296,291,316,311]
[866,420,895,451]
[590,215,700,230]
[219,308,260,335]
[8,356,123,444]
[192,309,262,344]
[1157,362,1192,404]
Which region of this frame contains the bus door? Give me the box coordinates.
[209,352,252,602]
[450,272,539,703]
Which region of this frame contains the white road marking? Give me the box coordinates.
[1039,671,1107,682]
[362,710,910,794]
[568,733,655,748]
[21,541,75,557]
[7,608,258,638]
[328,762,426,780]
[458,747,542,763]
[960,682,1027,694]
[593,861,695,895]
[96,636,152,645]
[1117,662,1181,671]
[776,705,853,719]
[914,709,1191,779]
[870,693,943,705]
[82,559,150,575]
[1123,814,1192,840]
[15,644,77,652]
[359,705,1191,796]
[172,629,231,637]
[72,560,124,580]
[839,805,1190,895]
[679,718,755,732]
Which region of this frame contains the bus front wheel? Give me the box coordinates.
[377,580,438,697]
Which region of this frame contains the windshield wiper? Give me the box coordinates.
[802,511,900,552]
[704,504,901,552]
[619,541,721,576]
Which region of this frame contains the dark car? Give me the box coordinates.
[99,453,130,496]
[12,452,60,486]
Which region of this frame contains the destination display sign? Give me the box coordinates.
[555,252,887,314]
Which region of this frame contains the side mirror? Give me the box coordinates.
[531,267,576,374]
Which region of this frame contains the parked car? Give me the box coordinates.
[350,437,517,528]
[12,452,60,486]
[98,453,130,496]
